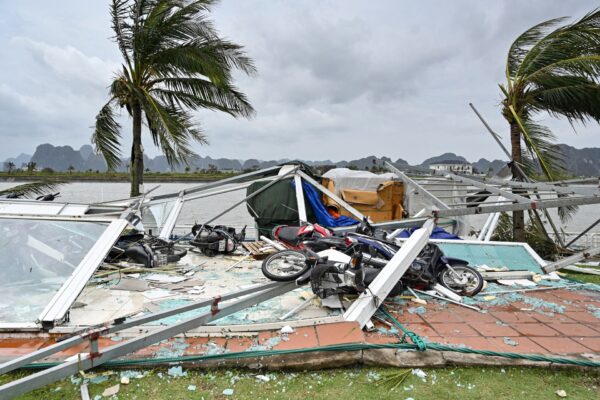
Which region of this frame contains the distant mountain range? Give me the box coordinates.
[2,143,600,177]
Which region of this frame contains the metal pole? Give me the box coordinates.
[296,171,366,221]
[542,245,600,273]
[0,283,296,399]
[149,165,282,202]
[478,213,493,241]
[469,103,562,245]
[171,168,298,245]
[565,218,600,248]
[484,212,501,241]
[0,282,284,375]
[433,195,600,218]
[479,177,600,197]
[204,167,298,226]
[413,289,481,312]
[446,173,531,203]
[294,174,308,223]
[332,217,432,234]
[344,219,434,327]
[385,162,450,211]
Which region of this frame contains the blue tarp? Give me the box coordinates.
[398,227,462,240]
[293,181,359,227]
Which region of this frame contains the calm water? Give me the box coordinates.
[0,181,598,236]
[0,181,255,230]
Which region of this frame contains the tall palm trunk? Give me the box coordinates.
[130,102,144,197]
[510,121,526,241]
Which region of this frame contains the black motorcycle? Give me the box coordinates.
[189,224,246,257]
[261,221,483,297]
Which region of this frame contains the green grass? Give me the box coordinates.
[1,366,599,399]
[560,263,600,285]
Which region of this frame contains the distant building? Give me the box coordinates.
[429,160,473,174]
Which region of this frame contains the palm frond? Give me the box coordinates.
[518,9,600,78]
[139,89,207,167]
[0,180,64,199]
[528,76,600,123]
[507,16,568,78]
[92,100,123,171]
[509,109,566,181]
[151,77,254,117]
[110,0,134,67]
[95,0,254,190]
[148,38,256,83]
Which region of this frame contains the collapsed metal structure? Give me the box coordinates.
[0,152,599,396]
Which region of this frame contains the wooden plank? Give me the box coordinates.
[241,241,278,260]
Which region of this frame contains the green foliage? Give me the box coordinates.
[492,212,559,259]
[26,162,37,174]
[0,180,63,199]
[3,161,15,174]
[93,0,255,176]
[501,9,600,180]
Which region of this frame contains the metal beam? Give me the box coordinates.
[296,171,366,221]
[565,218,600,248]
[469,103,530,178]
[331,217,449,234]
[542,245,600,273]
[469,103,563,245]
[484,212,501,241]
[149,165,282,202]
[38,218,131,327]
[384,162,450,211]
[343,219,434,327]
[0,283,296,399]
[433,195,600,218]
[158,195,184,239]
[202,167,298,227]
[0,282,285,375]
[475,177,600,197]
[446,173,531,204]
[294,174,307,223]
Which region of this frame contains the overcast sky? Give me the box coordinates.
[0,0,598,164]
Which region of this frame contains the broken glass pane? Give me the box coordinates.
[141,200,176,235]
[0,218,109,325]
[436,241,543,273]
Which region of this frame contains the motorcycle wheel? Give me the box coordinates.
[262,250,310,282]
[437,265,484,296]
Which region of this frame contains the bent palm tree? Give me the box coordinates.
[500,9,600,241]
[93,0,255,196]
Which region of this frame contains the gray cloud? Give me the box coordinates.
[0,0,597,165]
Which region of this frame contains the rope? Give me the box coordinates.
[377,305,600,367]
[19,341,600,370]
[379,306,427,351]
[15,299,600,373]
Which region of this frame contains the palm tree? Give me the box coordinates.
[4,161,15,174]
[93,0,255,196]
[500,9,600,241]
[26,161,37,174]
[67,165,75,174]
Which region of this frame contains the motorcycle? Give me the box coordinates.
[261,220,484,297]
[107,232,188,268]
[189,224,246,257]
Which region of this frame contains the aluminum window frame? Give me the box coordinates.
[396,237,548,269]
[0,214,131,329]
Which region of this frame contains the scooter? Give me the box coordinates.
[261,222,484,297]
